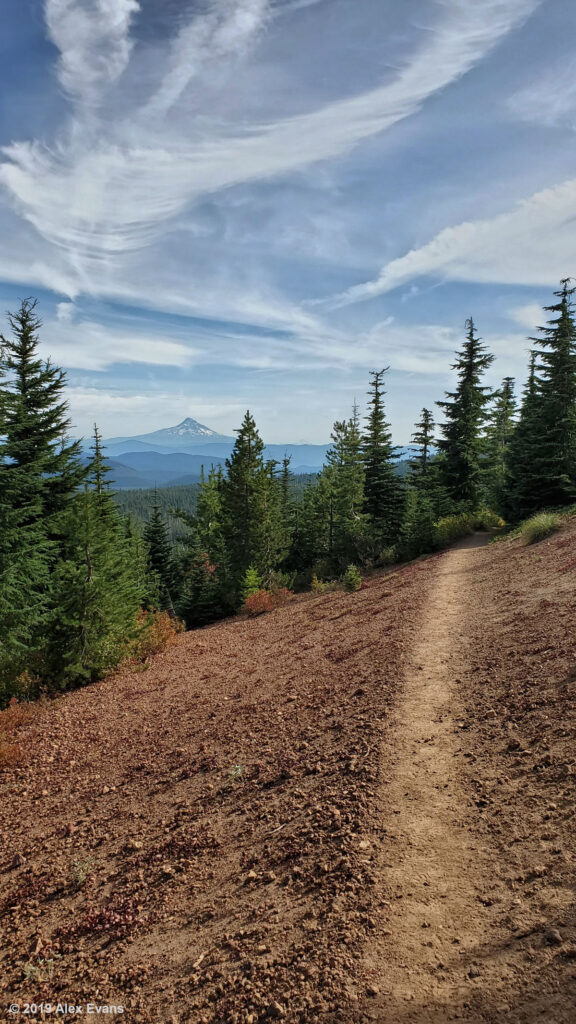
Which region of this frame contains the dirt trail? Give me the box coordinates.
[364,534,499,1021]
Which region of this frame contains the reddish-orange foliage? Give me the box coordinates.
[243,588,294,617]
[130,610,185,661]
[0,695,43,768]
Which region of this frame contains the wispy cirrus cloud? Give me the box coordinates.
[146,0,271,117]
[0,0,541,305]
[507,59,576,129]
[39,316,199,371]
[324,178,576,307]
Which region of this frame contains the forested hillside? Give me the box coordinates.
[1,280,576,706]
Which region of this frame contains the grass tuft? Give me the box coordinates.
[520,512,562,545]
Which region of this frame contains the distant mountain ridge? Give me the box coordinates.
[79,417,412,490]
[83,416,331,489]
[105,417,236,448]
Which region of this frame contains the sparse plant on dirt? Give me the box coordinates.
[343,565,362,592]
[22,961,38,982]
[311,574,325,594]
[228,765,245,783]
[520,512,562,545]
[21,955,60,983]
[71,854,95,888]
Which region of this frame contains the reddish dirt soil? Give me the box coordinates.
[1,523,576,1024]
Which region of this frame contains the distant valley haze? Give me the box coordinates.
[85,416,341,488]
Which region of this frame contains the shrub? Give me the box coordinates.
[520,512,562,545]
[311,574,325,594]
[129,610,185,662]
[475,506,506,530]
[243,588,294,617]
[268,569,297,593]
[433,512,476,549]
[0,696,44,767]
[243,590,275,616]
[243,566,262,601]
[343,565,362,592]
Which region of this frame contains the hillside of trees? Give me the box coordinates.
[2,281,576,706]
[112,474,321,542]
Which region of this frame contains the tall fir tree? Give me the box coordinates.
[362,370,404,545]
[323,406,366,563]
[0,300,86,696]
[408,408,435,487]
[530,280,576,508]
[143,489,178,613]
[483,377,517,513]
[177,465,235,627]
[44,428,145,687]
[220,412,286,595]
[437,318,494,508]
[505,353,542,519]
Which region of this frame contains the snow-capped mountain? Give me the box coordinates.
[105,417,236,449]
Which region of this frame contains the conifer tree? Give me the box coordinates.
[144,489,178,613]
[408,408,435,488]
[437,319,494,508]
[505,354,546,519]
[177,466,235,627]
[362,370,404,544]
[483,377,516,512]
[279,456,296,538]
[0,300,86,695]
[220,411,286,591]
[323,406,367,566]
[530,280,576,508]
[45,428,145,687]
[0,299,85,520]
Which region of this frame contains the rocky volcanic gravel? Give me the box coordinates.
[2,521,576,1024]
[0,557,435,1023]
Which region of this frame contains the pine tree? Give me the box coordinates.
[324,406,367,566]
[220,411,286,591]
[143,489,178,613]
[279,456,295,538]
[530,280,576,508]
[0,300,86,696]
[505,353,547,519]
[399,488,436,559]
[0,299,85,520]
[483,377,516,513]
[408,408,435,487]
[362,370,404,545]
[177,466,235,626]
[437,318,494,508]
[44,428,145,687]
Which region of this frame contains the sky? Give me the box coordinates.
[1,0,575,443]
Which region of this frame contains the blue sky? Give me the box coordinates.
[1,0,575,442]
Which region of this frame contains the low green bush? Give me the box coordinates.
[432,512,476,549]
[474,506,506,530]
[343,564,363,592]
[519,512,562,545]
